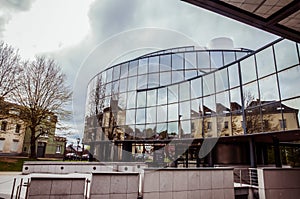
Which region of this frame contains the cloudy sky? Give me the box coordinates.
[0,0,279,142]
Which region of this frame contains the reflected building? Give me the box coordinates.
[84,38,300,167]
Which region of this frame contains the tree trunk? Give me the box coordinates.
[30,126,37,158]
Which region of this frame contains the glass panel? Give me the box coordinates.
[168,85,178,104]
[113,65,120,81]
[217,115,231,136]
[282,98,300,130]
[147,90,157,107]
[136,108,146,124]
[224,51,236,65]
[203,116,217,137]
[138,74,147,89]
[215,68,229,92]
[126,109,135,125]
[278,65,300,100]
[181,120,191,136]
[245,105,262,134]
[191,98,202,118]
[172,70,184,83]
[138,58,148,75]
[135,124,146,138]
[157,123,167,136]
[203,73,215,96]
[125,125,135,139]
[111,81,119,95]
[106,68,113,83]
[228,64,240,88]
[259,75,279,101]
[118,93,127,110]
[179,81,190,101]
[230,88,242,112]
[180,101,190,120]
[129,60,138,76]
[146,107,157,124]
[117,110,126,126]
[185,70,197,80]
[191,118,202,138]
[158,87,167,105]
[210,51,223,68]
[216,91,230,114]
[119,78,127,93]
[146,124,156,139]
[157,105,167,122]
[148,56,159,73]
[256,47,276,78]
[137,91,146,108]
[160,72,171,86]
[105,83,112,96]
[168,103,178,121]
[260,102,282,133]
[127,76,137,91]
[191,78,202,99]
[236,52,248,60]
[172,53,184,70]
[197,52,210,68]
[120,63,129,78]
[243,81,259,108]
[203,95,216,115]
[148,73,159,88]
[274,40,299,71]
[168,122,178,137]
[126,91,136,109]
[160,55,171,71]
[185,52,197,69]
[241,55,256,84]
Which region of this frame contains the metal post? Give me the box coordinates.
[10,178,16,199]
[273,137,282,167]
[249,137,257,168]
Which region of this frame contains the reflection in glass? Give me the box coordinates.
[126,91,136,109]
[168,85,178,104]
[224,52,235,66]
[191,99,202,118]
[126,109,135,125]
[191,78,202,99]
[210,51,223,68]
[203,73,215,96]
[185,52,197,69]
[137,92,146,108]
[157,123,167,135]
[138,58,148,75]
[185,70,197,80]
[243,81,259,108]
[148,73,159,88]
[119,79,127,93]
[145,124,156,138]
[136,108,146,124]
[157,105,167,122]
[215,68,229,92]
[147,90,157,107]
[129,60,138,76]
[138,74,147,89]
[135,124,145,138]
[278,65,300,100]
[149,56,159,73]
[158,88,167,105]
[180,81,190,101]
[146,107,157,123]
[228,64,239,88]
[281,98,300,130]
[230,88,241,111]
[172,70,184,84]
[241,55,256,84]
[256,47,275,78]
[274,40,299,71]
[160,55,171,71]
[216,91,230,114]
[181,120,191,136]
[168,103,178,121]
[180,101,190,120]
[172,53,184,70]
[168,122,178,137]
[120,63,128,78]
[203,95,216,114]
[191,118,202,138]
[197,52,210,69]
[259,75,279,101]
[118,93,127,109]
[127,76,137,91]
[106,68,113,83]
[160,72,171,86]
[113,65,120,81]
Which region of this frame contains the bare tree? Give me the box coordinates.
[0,41,21,98]
[10,56,72,158]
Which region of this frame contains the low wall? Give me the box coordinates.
[143,168,234,199]
[258,168,300,199]
[28,177,86,198]
[90,172,139,199]
[22,161,147,174]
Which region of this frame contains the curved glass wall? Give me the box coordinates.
[84,40,300,161]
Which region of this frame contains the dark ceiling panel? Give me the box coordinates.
[182,0,300,43]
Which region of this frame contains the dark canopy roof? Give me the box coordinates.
[182,0,300,43]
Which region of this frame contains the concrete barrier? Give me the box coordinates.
[258,168,300,199]
[90,172,139,199]
[28,177,86,199]
[142,168,234,199]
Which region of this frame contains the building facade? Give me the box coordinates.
[84,38,300,167]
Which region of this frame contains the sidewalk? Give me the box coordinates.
[0,172,27,199]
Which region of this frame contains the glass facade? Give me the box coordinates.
[84,39,300,162]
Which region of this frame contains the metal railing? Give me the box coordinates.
[234,168,258,187]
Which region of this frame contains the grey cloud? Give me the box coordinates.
[0,0,35,11]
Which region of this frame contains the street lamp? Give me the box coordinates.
[77,138,80,160]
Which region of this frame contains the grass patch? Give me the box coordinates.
[0,157,36,171]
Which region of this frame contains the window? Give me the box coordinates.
[15,124,21,134]
[280,119,287,129]
[56,145,62,154]
[1,121,7,131]
[224,121,229,129]
[207,122,212,130]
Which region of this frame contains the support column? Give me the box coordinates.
[273,137,282,167]
[249,137,257,168]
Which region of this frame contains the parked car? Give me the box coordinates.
[64,153,79,160]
